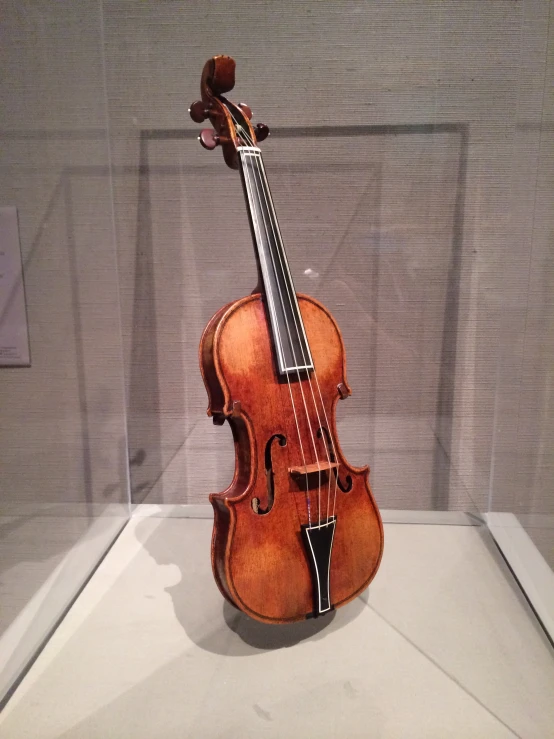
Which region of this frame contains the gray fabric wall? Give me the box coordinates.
[489,0,554,567]
[1,1,552,525]
[0,1,128,510]
[102,0,552,513]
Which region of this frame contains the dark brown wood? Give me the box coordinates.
[255,122,270,142]
[189,100,209,123]
[199,128,220,150]
[338,382,351,399]
[202,55,235,95]
[199,293,384,624]
[190,55,263,169]
[238,102,252,120]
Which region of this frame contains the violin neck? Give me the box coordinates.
[238,146,314,376]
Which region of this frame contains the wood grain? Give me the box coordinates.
[200,292,384,623]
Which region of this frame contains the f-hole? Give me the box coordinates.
[317,427,353,493]
[252,433,287,514]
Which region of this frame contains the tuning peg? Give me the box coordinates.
[238,103,252,120]
[255,123,270,142]
[189,100,210,123]
[198,129,220,150]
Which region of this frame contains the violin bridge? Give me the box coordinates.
[289,461,338,477]
[301,516,337,617]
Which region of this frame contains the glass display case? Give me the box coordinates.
[0,0,129,707]
[1,1,553,736]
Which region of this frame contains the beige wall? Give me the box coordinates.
[102,0,551,512]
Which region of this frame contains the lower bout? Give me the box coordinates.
[210,498,239,609]
[211,509,383,625]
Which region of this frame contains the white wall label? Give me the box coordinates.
[0,207,30,366]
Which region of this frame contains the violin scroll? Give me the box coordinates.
[201,54,236,95]
[189,55,269,169]
[238,103,252,120]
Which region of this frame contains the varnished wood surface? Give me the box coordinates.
[200,293,384,624]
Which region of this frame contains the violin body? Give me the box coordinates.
[200,293,383,623]
[193,54,384,624]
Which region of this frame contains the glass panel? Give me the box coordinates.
[487,0,554,637]
[0,0,129,704]
[512,18,554,579]
[99,3,553,736]
[116,120,479,517]
[2,0,553,734]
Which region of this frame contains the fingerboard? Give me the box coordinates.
[238,146,314,376]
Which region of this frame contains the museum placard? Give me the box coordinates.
[0,206,30,366]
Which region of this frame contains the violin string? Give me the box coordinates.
[245,152,321,524]
[254,153,337,525]
[233,117,342,524]
[240,147,311,524]
[312,370,340,519]
[231,113,323,524]
[238,136,312,524]
[230,113,333,525]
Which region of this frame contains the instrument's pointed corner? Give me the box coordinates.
[338,381,351,399]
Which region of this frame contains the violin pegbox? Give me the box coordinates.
[189,55,270,169]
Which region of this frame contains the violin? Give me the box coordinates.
[193,56,383,624]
